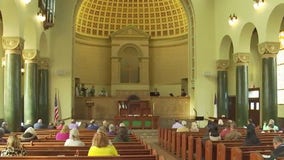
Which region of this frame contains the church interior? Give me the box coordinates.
[0,0,283,133]
[0,0,284,159]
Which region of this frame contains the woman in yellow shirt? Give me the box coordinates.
[88,130,119,156]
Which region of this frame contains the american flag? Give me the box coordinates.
[54,92,59,123]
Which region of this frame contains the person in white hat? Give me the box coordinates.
[177,120,189,132]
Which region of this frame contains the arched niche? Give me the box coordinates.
[110,26,150,97]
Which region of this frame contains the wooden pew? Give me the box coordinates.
[231,146,270,160]
[26,148,153,156]
[0,155,160,160]
[250,152,284,160]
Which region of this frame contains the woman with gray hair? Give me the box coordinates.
[64,128,85,146]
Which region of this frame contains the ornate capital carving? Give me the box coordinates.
[38,58,49,69]
[2,37,24,53]
[258,42,280,58]
[23,49,38,63]
[233,53,249,65]
[216,59,229,71]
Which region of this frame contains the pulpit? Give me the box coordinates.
[115,100,159,129]
[85,100,94,119]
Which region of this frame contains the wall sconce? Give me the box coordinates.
[228,14,238,26]
[37,10,46,22]
[279,31,284,50]
[253,0,264,10]
[37,0,56,30]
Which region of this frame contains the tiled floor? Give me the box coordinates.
[132,129,178,160]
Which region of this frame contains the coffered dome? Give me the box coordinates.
[75,0,188,39]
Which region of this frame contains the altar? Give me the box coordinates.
[73,95,191,128]
[114,115,159,129]
[115,99,159,129]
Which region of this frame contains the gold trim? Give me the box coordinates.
[233,53,249,65]
[258,42,280,56]
[23,49,38,60]
[216,59,229,71]
[38,58,49,69]
[2,37,24,51]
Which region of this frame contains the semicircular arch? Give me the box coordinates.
[219,35,233,59]
[0,1,21,36]
[265,4,284,42]
[238,22,256,52]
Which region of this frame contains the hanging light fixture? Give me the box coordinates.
[253,0,264,10]
[228,14,238,26]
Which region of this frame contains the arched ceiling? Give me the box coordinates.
[75,0,188,39]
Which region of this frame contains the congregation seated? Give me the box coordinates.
[21,120,33,131]
[102,120,109,132]
[68,119,79,130]
[1,135,27,156]
[176,120,189,132]
[262,119,279,132]
[172,119,183,129]
[47,122,56,129]
[55,125,69,141]
[34,118,46,129]
[64,128,85,146]
[220,120,232,139]
[0,128,6,143]
[88,129,119,156]
[223,121,242,140]
[56,120,65,130]
[108,124,116,135]
[1,121,10,134]
[86,119,99,130]
[208,123,221,141]
[113,123,130,142]
[263,136,284,160]
[244,119,261,146]
[189,121,199,132]
[20,127,38,142]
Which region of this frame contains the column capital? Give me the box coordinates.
[216,59,229,71]
[258,42,280,58]
[2,37,24,54]
[233,52,249,65]
[23,49,38,63]
[38,58,49,69]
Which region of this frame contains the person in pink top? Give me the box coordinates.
[55,125,69,141]
[56,120,65,130]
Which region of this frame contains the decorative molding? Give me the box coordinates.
[233,53,249,65]
[216,59,229,71]
[2,37,24,52]
[23,49,38,62]
[38,58,49,69]
[258,42,280,57]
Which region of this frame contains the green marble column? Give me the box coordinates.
[38,58,49,124]
[216,60,229,117]
[234,53,249,127]
[23,50,38,124]
[2,37,24,131]
[258,42,279,123]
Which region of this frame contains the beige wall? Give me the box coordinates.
[74,35,189,97]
